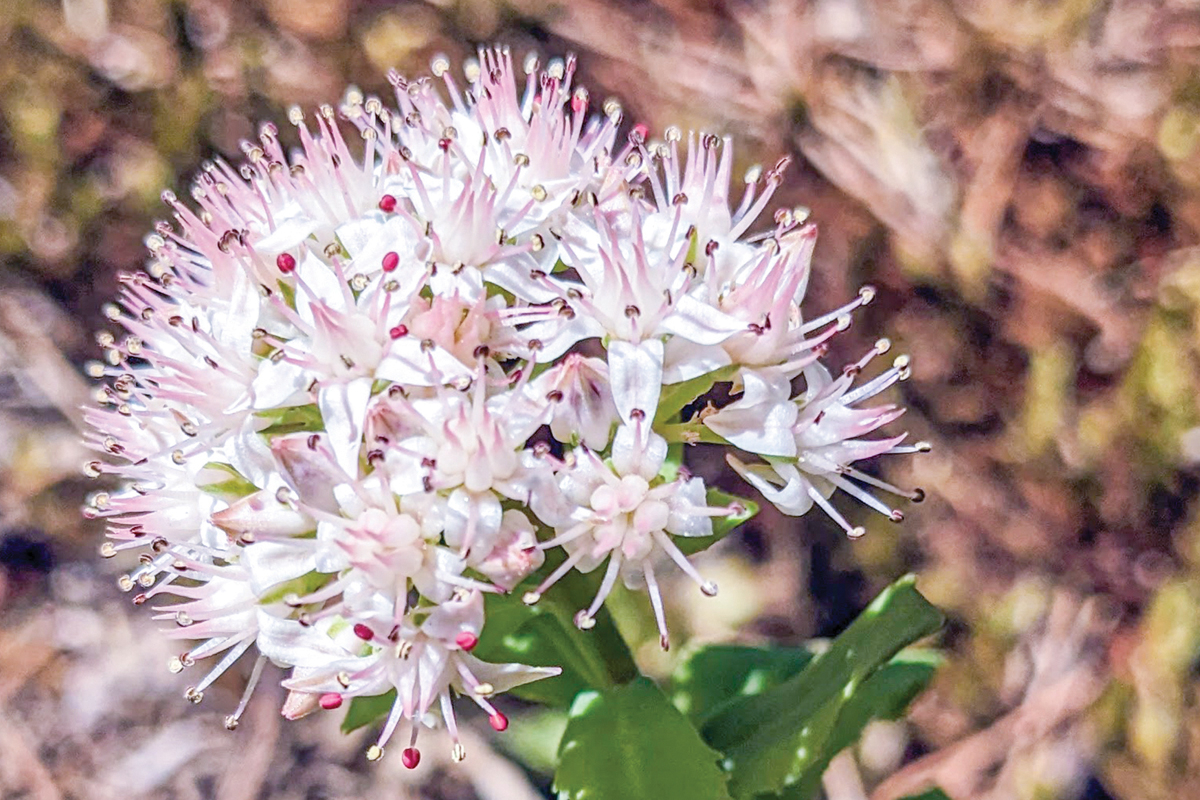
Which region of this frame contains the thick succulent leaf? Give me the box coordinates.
[473,584,637,708]
[774,649,943,800]
[701,575,943,799]
[554,677,733,800]
[670,644,816,727]
[900,790,953,800]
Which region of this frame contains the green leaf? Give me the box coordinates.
[492,708,569,775]
[655,366,737,426]
[473,586,637,708]
[670,644,816,727]
[256,570,331,605]
[675,487,758,556]
[197,462,258,499]
[702,575,943,799]
[256,403,324,437]
[554,677,733,800]
[774,650,942,800]
[819,649,941,755]
[900,789,952,800]
[341,690,395,733]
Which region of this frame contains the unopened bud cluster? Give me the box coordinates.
[85,47,923,764]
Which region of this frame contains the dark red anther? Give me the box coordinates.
[489,712,508,732]
[381,251,399,272]
[353,623,374,641]
[630,123,649,144]
[455,631,478,651]
[319,693,343,710]
[378,194,397,213]
[438,137,452,151]
[276,253,296,273]
[401,747,421,769]
[388,324,408,340]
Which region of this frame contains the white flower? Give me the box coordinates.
[87,45,923,762]
[523,421,739,650]
[715,351,928,534]
[262,590,558,766]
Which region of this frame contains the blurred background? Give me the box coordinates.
[1,0,1199,798]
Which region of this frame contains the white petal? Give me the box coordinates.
[255,215,319,255]
[376,339,471,385]
[218,264,261,352]
[662,337,732,384]
[345,217,422,279]
[217,416,275,488]
[242,543,318,596]
[705,371,799,457]
[335,216,384,258]
[443,488,503,555]
[252,358,308,409]
[255,611,353,668]
[271,434,346,512]
[660,295,744,344]
[705,402,798,458]
[608,338,664,423]
[318,378,373,476]
[611,424,667,480]
[667,477,714,538]
[295,251,348,323]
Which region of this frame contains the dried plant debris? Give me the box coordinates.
[1,0,1200,798]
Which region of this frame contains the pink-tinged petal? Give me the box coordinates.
[281,690,321,720]
[727,457,815,517]
[798,405,907,447]
[475,510,545,590]
[608,338,664,423]
[211,490,315,538]
[459,654,561,693]
[271,434,346,512]
[810,433,910,468]
[318,377,373,476]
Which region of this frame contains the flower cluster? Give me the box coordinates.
[85,48,923,764]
